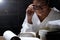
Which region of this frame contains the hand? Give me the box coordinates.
[26,4,34,24]
[26,4,34,16]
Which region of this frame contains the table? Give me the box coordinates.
[20,37,40,40]
[0,36,5,40]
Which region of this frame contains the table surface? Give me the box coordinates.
[0,36,40,40]
[0,36,5,40]
[20,37,40,40]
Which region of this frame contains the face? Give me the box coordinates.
[33,0,50,14]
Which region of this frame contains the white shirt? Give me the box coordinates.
[21,8,60,33]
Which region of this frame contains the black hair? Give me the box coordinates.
[46,0,60,10]
[45,0,54,8]
[33,0,54,8]
[53,0,60,10]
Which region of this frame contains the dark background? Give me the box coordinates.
[0,0,60,36]
[0,0,32,35]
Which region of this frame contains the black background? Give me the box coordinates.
[0,0,60,36]
[0,0,32,35]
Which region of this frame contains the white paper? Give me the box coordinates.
[19,37,40,40]
[3,30,17,40]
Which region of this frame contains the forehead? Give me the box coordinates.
[33,0,46,2]
[33,0,46,4]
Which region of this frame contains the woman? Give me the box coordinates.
[21,0,60,33]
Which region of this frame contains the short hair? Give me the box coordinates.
[33,0,54,8]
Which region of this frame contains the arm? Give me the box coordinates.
[21,4,34,32]
[26,4,34,24]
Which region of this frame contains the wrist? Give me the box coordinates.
[28,20,33,24]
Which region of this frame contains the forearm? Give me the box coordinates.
[26,4,34,24]
[26,10,33,24]
[27,15,33,24]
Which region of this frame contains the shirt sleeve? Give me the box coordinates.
[46,20,60,31]
[21,14,33,33]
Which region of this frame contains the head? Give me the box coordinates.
[33,0,51,10]
[32,0,52,15]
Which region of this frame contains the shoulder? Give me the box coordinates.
[50,8,60,18]
[52,8,60,14]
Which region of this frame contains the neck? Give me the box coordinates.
[37,7,51,22]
